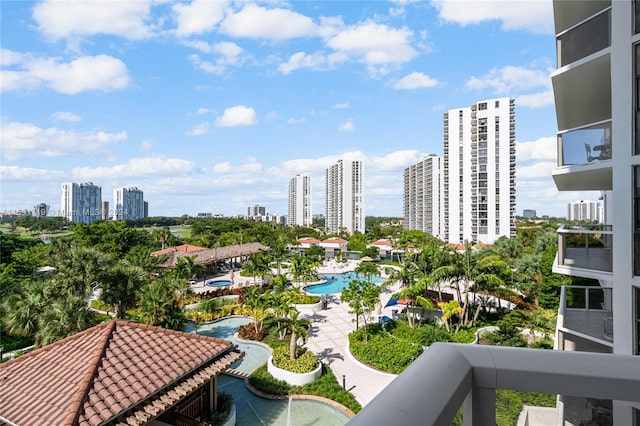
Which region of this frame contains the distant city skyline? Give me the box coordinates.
[1,1,601,219]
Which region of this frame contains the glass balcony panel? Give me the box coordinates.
[561,285,613,344]
[557,9,610,67]
[559,122,611,166]
[557,224,613,273]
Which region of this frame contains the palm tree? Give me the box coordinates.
[508,308,556,344]
[289,254,318,288]
[241,286,268,334]
[355,261,379,283]
[153,227,172,250]
[431,242,509,329]
[137,278,177,327]
[437,300,464,333]
[101,264,148,319]
[279,309,311,360]
[2,280,51,346]
[37,295,94,347]
[242,253,270,285]
[54,246,112,297]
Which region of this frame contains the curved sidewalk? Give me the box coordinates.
[301,291,399,407]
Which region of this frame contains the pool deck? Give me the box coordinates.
[188,260,405,407]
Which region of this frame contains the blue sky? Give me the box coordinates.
[1,0,599,219]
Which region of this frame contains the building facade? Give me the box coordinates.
[522,209,537,219]
[247,205,266,217]
[113,187,144,221]
[403,155,444,239]
[551,1,640,423]
[33,203,49,218]
[60,182,102,224]
[567,199,603,223]
[288,174,312,227]
[325,160,364,235]
[443,97,516,244]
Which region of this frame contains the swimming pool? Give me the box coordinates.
[304,272,385,294]
[196,316,270,374]
[207,279,232,287]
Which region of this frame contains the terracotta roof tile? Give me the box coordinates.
[0,320,238,426]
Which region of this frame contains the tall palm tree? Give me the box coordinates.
[54,246,112,297]
[137,278,176,327]
[153,227,172,250]
[431,242,509,329]
[2,280,51,346]
[37,295,94,347]
[355,261,379,283]
[241,286,268,333]
[101,264,148,319]
[242,253,270,285]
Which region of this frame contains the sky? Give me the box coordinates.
[0,0,600,219]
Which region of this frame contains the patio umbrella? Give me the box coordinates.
[384,297,399,308]
[361,256,373,261]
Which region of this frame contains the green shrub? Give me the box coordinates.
[271,346,318,373]
[207,392,234,426]
[248,364,290,395]
[349,326,422,374]
[237,323,266,341]
[286,291,320,304]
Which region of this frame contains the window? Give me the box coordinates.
[635,0,640,34]
[478,102,487,110]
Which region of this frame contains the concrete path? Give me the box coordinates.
[301,293,398,407]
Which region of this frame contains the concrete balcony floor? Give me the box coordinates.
[560,247,612,273]
[563,309,613,345]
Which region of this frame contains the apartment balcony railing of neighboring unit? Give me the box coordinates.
[555,224,613,275]
[557,285,613,347]
[347,342,639,426]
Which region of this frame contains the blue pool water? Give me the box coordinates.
[304,272,384,294]
[207,279,232,287]
[196,316,269,374]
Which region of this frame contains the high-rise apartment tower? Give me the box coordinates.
[113,187,144,220]
[325,160,364,234]
[443,97,516,244]
[403,155,444,239]
[288,174,312,227]
[60,182,102,224]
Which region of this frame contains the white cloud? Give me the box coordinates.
[516,90,554,108]
[368,150,422,171]
[327,22,417,76]
[1,52,131,94]
[339,120,355,132]
[215,105,258,127]
[0,166,65,182]
[52,111,81,122]
[213,161,263,175]
[278,51,347,74]
[287,118,306,124]
[188,54,224,74]
[333,102,350,109]
[220,4,317,40]
[394,71,438,89]
[466,65,551,94]
[186,122,210,136]
[517,136,556,161]
[516,161,557,179]
[1,121,126,161]
[72,157,199,179]
[33,1,156,42]
[197,107,214,115]
[139,140,154,152]
[431,0,554,35]
[173,0,228,36]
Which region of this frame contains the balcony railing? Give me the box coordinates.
[347,343,639,426]
[557,285,613,346]
[556,224,612,275]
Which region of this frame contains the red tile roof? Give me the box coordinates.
[0,320,240,426]
[321,237,348,244]
[154,242,270,268]
[150,244,206,256]
[297,237,320,244]
[370,239,393,246]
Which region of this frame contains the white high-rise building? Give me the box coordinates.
[288,174,312,227]
[551,1,640,423]
[325,160,364,235]
[567,199,603,223]
[113,187,144,220]
[60,182,102,224]
[443,97,516,244]
[403,155,444,239]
